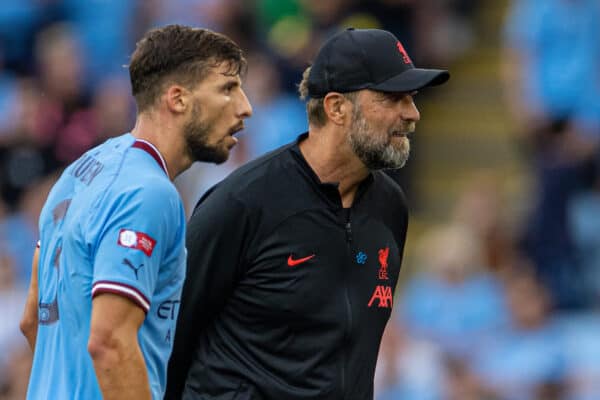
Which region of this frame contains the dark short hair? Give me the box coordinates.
[129,24,246,112]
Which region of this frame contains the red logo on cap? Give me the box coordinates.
[396,41,412,64]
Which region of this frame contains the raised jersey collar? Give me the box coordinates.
[131,139,169,177]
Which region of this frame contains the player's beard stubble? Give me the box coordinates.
[183,101,230,164]
[348,106,414,171]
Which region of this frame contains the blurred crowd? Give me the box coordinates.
[1,0,599,399]
[376,175,600,400]
[376,1,600,399]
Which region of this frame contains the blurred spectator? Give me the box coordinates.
[146,0,257,53]
[147,0,221,29]
[60,0,139,85]
[559,313,600,400]
[0,346,31,400]
[354,0,416,53]
[568,171,600,302]
[469,268,566,400]
[452,172,519,274]
[375,322,445,400]
[257,4,319,93]
[0,0,57,72]
[0,252,29,399]
[0,210,36,285]
[0,68,20,141]
[503,0,600,130]
[0,172,58,284]
[399,223,507,357]
[300,0,358,29]
[31,23,98,168]
[1,24,94,223]
[0,79,48,211]
[502,0,600,309]
[91,77,135,141]
[242,51,307,158]
[408,0,476,65]
[442,356,490,400]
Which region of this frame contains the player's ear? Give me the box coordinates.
[164,85,189,114]
[323,92,351,126]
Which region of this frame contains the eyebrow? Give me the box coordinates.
[220,72,241,79]
[218,79,241,93]
[219,75,240,83]
[220,74,241,83]
[376,92,403,100]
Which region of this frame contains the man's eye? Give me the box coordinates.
[224,83,237,93]
[385,93,404,102]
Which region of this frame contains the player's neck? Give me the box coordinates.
[131,114,192,181]
[300,127,369,207]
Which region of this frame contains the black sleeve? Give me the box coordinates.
[165,189,252,399]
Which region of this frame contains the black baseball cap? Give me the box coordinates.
[307,28,450,98]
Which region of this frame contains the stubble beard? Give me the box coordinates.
[348,108,411,171]
[183,103,229,164]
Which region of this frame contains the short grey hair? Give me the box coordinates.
[298,66,358,127]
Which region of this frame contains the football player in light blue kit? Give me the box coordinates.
[20,24,252,400]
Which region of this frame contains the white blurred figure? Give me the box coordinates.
[375,321,445,400]
[398,223,508,357]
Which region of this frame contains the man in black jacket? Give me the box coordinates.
[166,28,449,400]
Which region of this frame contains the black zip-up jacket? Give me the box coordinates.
[165,134,408,400]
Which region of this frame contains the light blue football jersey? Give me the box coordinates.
[27,133,187,400]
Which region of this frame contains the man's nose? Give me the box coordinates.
[402,99,420,122]
[238,89,253,119]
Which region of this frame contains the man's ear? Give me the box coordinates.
[323,92,353,126]
[164,85,188,114]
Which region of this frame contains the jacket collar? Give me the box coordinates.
[289,132,375,208]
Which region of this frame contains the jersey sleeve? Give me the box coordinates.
[165,187,253,399]
[88,184,182,314]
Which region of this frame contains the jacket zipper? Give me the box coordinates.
[341,212,353,399]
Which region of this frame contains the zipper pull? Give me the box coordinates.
[345,222,352,243]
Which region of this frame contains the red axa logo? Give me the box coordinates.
[378,247,389,280]
[117,229,156,257]
[396,41,412,64]
[368,285,393,308]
